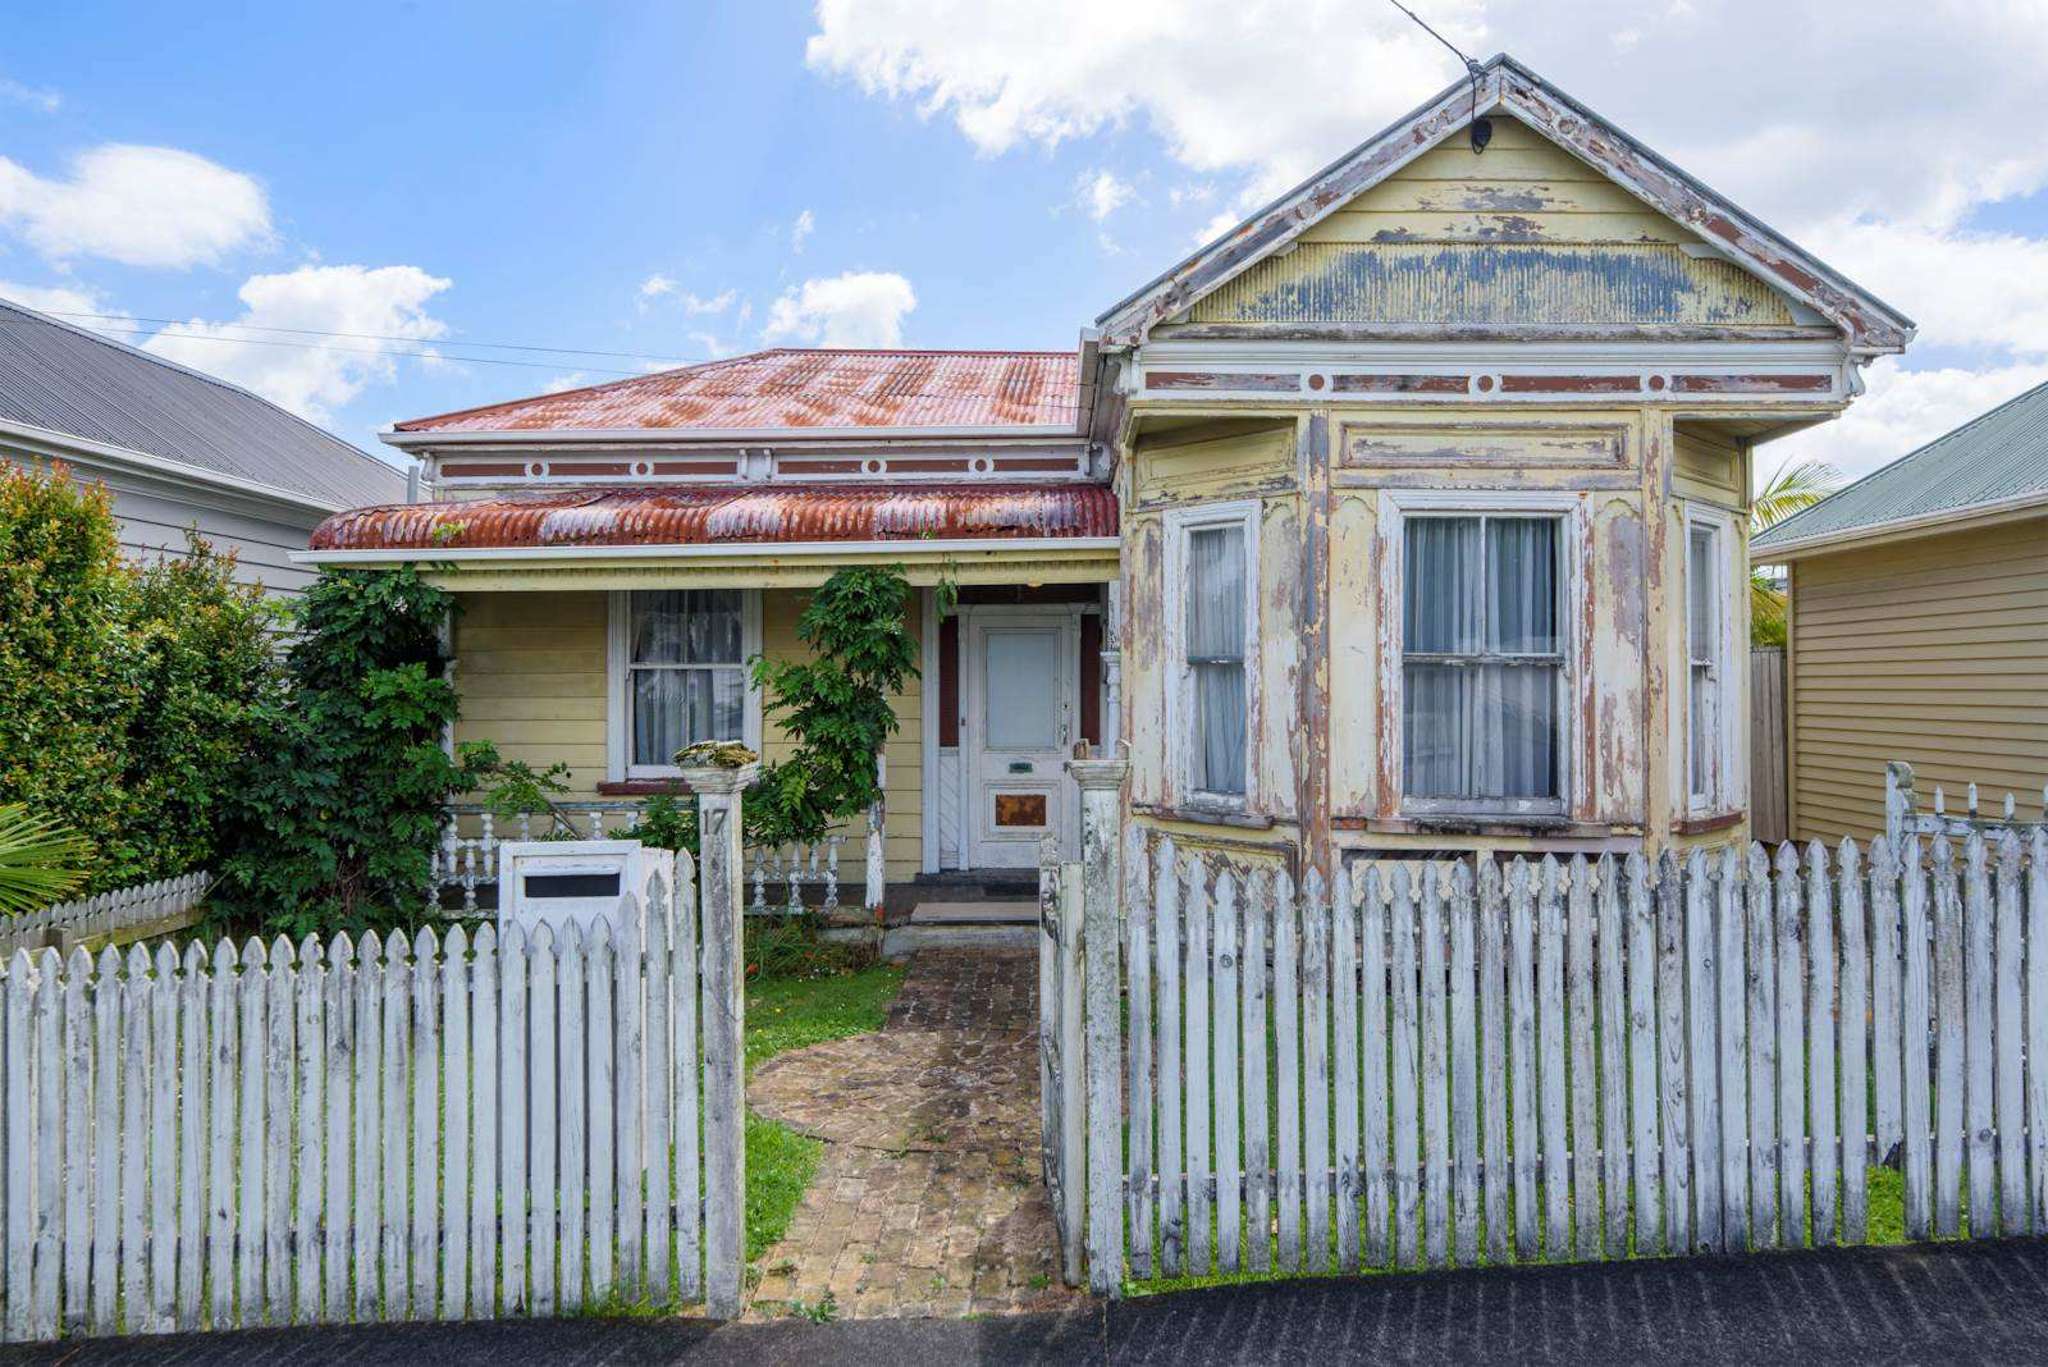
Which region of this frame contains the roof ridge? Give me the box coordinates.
[1758,374,2048,545]
[0,294,401,481]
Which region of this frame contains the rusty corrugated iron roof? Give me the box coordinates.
[392,348,1081,434]
[309,483,1117,551]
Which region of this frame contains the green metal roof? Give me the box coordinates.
[1754,378,2048,553]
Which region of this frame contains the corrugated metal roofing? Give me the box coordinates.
[1755,378,2048,551]
[0,297,408,509]
[309,483,1117,551]
[392,348,1080,434]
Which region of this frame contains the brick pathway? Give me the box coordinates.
[746,950,1078,1320]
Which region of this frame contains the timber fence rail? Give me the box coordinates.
[0,849,749,1343]
[0,872,211,957]
[1045,795,2048,1294]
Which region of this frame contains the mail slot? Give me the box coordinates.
[498,839,670,942]
[1008,760,1034,774]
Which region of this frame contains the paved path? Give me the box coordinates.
[12,1240,2048,1364]
[744,950,1075,1319]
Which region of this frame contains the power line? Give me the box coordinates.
[26,308,704,367]
[0,319,664,377]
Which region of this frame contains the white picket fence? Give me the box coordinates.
[0,873,211,957]
[0,853,750,1343]
[1043,812,2048,1293]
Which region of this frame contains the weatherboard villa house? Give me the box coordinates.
[299,56,1913,904]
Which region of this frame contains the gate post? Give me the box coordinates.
[679,759,758,1319]
[1069,756,1129,1295]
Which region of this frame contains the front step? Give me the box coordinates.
[879,900,1040,957]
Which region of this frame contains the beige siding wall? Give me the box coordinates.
[451,588,925,882]
[1788,515,2048,844]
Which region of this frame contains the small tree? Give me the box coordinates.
[214,567,488,937]
[1750,455,1841,646]
[748,566,938,847]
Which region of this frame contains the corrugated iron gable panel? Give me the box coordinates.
[0,300,407,508]
[310,483,1117,550]
[395,348,1081,434]
[1756,379,2048,549]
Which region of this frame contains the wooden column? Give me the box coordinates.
[865,755,887,918]
[1101,583,1124,756]
[1068,756,1128,1294]
[678,760,758,1319]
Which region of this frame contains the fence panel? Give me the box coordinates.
[1054,828,2048,1293]
[0,849,738,1344]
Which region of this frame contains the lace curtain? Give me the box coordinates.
[1187,525,1248,797]
[630,590,745,767]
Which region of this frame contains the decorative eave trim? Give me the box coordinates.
[380,422,1086,452]
[1093,54,1915,355]
[1755,490,2048,561]
[291,534,1123,568]
[0,417,363,518]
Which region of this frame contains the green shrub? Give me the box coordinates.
[213,567,489,938]
[0,464,281,893]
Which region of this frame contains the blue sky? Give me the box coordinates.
[6,1,2048,483]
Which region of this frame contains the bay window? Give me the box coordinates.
[1401,513,1565,813]
[608,589,759,779]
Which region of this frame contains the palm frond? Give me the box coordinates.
[0,804,94,916]
[1752,456,1843,532]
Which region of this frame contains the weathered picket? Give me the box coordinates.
[1049,812,2048,1293]
[0,844,746,1344]
[0,873,211,957]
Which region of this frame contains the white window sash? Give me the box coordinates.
[607,589,763,781]
[1684,509,1739,814]
[1379,489,1584,821]
[1164,500,1260,811]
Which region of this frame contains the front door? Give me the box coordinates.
[963,609,1078,868]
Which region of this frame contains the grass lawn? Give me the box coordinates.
[743,962,904,1262]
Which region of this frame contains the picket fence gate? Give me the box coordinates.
[0,853,750,1344]
[1042,813,2048,1294]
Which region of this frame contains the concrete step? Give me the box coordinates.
[881,923,1038,958]
[907,900,1039,926]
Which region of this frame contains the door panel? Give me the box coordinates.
[964,613,1078,868]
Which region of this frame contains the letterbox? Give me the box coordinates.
[496,839,673,941]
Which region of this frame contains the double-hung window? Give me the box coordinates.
[612,589,756,777]
[1169,503,1257,807]
[1401,514,1565,813]
[1686,516,1732,810]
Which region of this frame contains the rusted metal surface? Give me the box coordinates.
[1190,243,1798,329]
[309,483,1117,550]
[394,349,1081,433]
[1094,56,1913,353]
[1134,366,1841,401]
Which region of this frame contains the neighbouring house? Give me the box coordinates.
[0,296,411,595]
[298,55,1912,904]
[1753,379,2048,844]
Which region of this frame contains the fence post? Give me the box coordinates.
[865,755,887,919]
[1068,756,1128,1295]
[678,759,759,1319]
[1885,761,1915,849]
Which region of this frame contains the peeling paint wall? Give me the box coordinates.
[1189,115,1809,331]
[1121,403,1755,868]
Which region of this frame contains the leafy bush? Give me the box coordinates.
[212,567,489,938]
[0,464,281,893]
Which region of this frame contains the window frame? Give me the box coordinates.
[1163,499,1261,813]
[605,588,763,781]
[1683,505,1741,815]
[1378,489,1588,822]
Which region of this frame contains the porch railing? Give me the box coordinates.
[1885,760,2048,848]
[430,801,877,917]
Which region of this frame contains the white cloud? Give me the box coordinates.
[762,270,916,347]
[541,371,591,394]
[640,276,738,315]
[1075,169,1135,222]
[0,77,60,114]
[682,288,738,315]
[0,144,270,268]
[143,264,450,423]
[791,208,816,253]
[809,0,2048,474]
[1766,358,2048,483]
[639,273,677,300]
[0,279,106,321]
